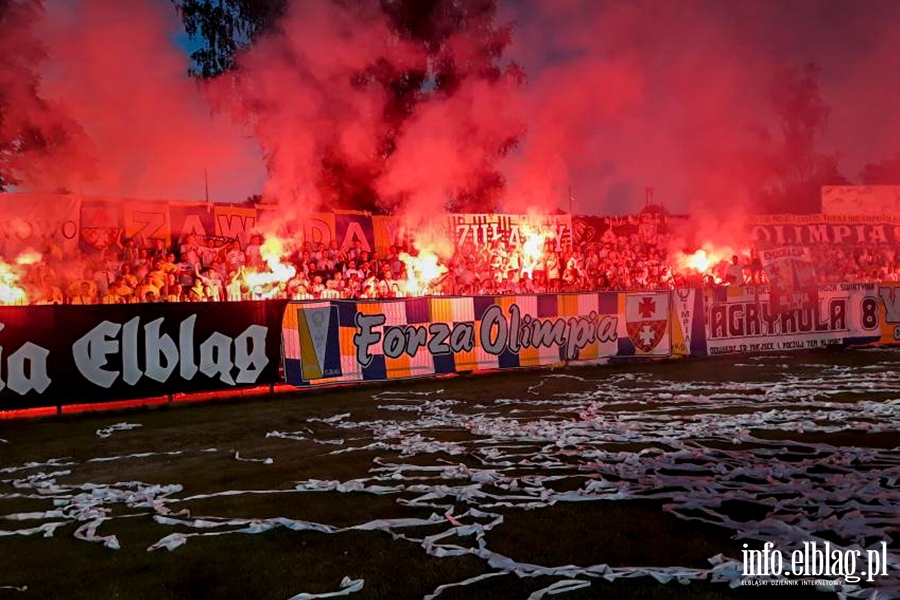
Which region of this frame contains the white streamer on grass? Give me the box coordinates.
[1,353,899,598]
[95,422,142,438]
[233,450,273,465]
[285,576,364,600]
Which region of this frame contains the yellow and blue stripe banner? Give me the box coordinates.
[283,292,672,386]
[869,283,900,347]
[283,283,893,388]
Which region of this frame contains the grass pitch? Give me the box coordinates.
[1,350,898,599]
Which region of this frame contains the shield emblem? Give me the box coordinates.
[626,294,668,353]
[80,204,120,250]
[81,228,119,250]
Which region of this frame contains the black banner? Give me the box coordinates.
[0,301,287,411]
[573,214,688,245]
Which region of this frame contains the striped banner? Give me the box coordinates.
[283,292,671,387]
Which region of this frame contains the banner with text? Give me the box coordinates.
[13,193,900,258]
[746,214,900,246]
[282,292,671,386]
[449,214,573,251]
[700,283,881,356]
[0,301,286,411]
[9,284,900,409]
[758,245,818,312]
[0,194,80,256]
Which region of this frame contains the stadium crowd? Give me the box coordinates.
[7,228,898,304]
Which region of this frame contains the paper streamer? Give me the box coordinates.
[285,577,364,600]
[233,451,273,465]
[526,579,591,599]
[95,423,142,439]
[1,352,899,598]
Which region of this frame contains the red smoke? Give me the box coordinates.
[209,0,421,228]
[0,0,89,189]
[500,57,645,213]
[377,76,524,223]
[500,1,773,217]
[502,0,900,217]
[38,0,263,200]
[3,0,899,228]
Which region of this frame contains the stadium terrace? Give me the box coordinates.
[7,194,900,309]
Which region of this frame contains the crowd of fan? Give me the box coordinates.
[809,244,900,283]
[10,230,900,305]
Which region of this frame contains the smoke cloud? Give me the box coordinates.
[24,0,264,200]
[0,0,89,189]
[376,76,523,223]
[202,0,428,236]
[501,0,900,218]
[3,0,899,230]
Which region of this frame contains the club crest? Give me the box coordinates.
[626,294,668,353]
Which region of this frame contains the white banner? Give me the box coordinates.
[0,193,80,256]
[703,284,881,356]
[822,185,900,217]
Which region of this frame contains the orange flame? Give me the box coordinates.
[0,260,27,305]
[244,235,296,299]
[671,244,738,283]
[15,248,42,266]
[517,222,554,276]
[399,249,446,296]
[519,223,547,265]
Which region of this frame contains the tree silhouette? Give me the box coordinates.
[172,0,288,78]
[861,156,900,184]
[0,0,86,192]
[756,63,849,213]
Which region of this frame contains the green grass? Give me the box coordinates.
[2,349,897,599]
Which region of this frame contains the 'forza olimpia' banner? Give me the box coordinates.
[282,293,672,386]
[700,283,882,356]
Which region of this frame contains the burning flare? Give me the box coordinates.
[671,244,736,283]
[244,235,296,299]
[400,248,447,296]
[15,248,42,266]
[0,260,27,305]
[520,223,548,267]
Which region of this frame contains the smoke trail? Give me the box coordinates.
[501,0,900,217]
[37,0,263,200]
[0,0,89,191]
